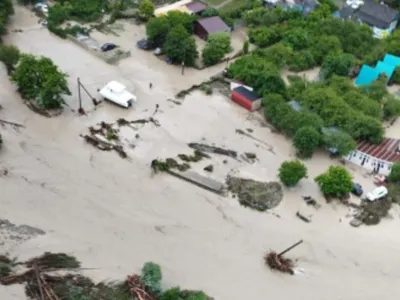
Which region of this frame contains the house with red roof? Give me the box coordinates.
[344,138,400,175]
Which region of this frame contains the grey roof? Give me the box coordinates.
[234,86,259,101]
[355,1,397,28]
[186,2,207,13]
[339,6,355,19]
[294,0,318,7]
[197,16,230,34]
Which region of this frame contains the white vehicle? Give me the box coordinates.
[366,186,388,201]
[99,81,136,108]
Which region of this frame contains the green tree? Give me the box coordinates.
[163,25,198,66]
[283,28,310,51]
[146,16,170,46]
[322,53,355,78]
[166,11,195,34]
[279,160,308,186]
[342,90,382,119]
[388,162,400,183]
[363,79,388,102]
[383,95,400,120]
[139,0,155,21]
[311,35,342,64]
[315,165,353,197]
[0,0,13,36]
[11,54,70,109]
[288,50,315,72]
[248,26,280,48]
[293,126,321,157]
[0,44,20,73]
[202,32,231,66]
[201,7,219,17]
[254,43,293,69]
[140,262,162,295]
[322,129,356,156]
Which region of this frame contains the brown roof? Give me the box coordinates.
[196,16,230,34]
[357,138,400,162]
[186,1,207,13]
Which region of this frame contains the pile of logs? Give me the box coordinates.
[265,240,303,275]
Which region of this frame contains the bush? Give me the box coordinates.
[139,0,155,21]
[293,126,321,157]
[279,160,307,186]
[140,262,162,295]
[315,165,353,197]
[48,3,69,25]
[383,95,400,120]
[201,8,219,17]
[243,40,249,54]
[0,44,20,73]
[248,26,280,48]
[388,162,400,183]
[202,32,231,66]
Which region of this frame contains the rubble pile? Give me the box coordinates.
[265,252,294,275]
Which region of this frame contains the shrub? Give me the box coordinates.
[279,160,308,186]
[388,162,400,183]
[243,40,249,54]
[0,44,20,73]
[140,262,162,295]
[293,126,321,158]
[315,165,353,197]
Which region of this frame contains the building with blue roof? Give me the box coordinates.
[355,53,400,86]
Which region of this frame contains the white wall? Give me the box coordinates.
[344,150,393,175]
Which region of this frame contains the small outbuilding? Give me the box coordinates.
[186,1,208,15]
[231,86,261,111]
[194,16,230,40]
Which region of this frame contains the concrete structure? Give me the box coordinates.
[231,86,261,111]
[344,138,400,175]
[194,16,230,40]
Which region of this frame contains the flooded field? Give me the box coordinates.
[1,6,400,300]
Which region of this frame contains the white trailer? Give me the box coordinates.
[99,81,136,108]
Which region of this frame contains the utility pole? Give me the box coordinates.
[278,240,303,257]
[77,77,97,115]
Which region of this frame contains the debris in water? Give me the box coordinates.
[82,135,127,158]
[25,252,80,270]
[0,119,25,128]
[296,211,311,223]
[204,164,214,172]
[167,98,182,105]
[226,176,283,211]
[188,143,237,158]
[244,152,257,159]
[178,150,210,162]
[265,240,303,275]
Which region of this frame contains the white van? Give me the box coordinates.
[99,81,136,108]
[366,186,388,201]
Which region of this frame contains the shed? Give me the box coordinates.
[186,1,207,15]
[231,86,261,111]
[194,16,230,40]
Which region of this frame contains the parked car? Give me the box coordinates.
[100,43,117,52]
[136,39,154,50]
[366,186,388,201]
[34,3,48,13]
[351,183,363,196]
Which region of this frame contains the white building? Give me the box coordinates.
[344,138,400,175]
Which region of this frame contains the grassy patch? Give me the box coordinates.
[218,0,244,13]
[204,0,227,6]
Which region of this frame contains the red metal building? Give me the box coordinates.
[231,86,261,111]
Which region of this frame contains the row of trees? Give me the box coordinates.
[278,160,353,199]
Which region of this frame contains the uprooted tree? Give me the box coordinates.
[11,54,71,109]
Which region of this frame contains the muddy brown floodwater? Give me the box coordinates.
[1,6,400,300]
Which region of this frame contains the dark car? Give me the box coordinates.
[352,183,363,196]
[136,39,154,50]
[101,43,117,52]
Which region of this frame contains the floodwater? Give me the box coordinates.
[1,6,400,300]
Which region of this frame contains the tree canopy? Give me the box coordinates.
[315,165,353,197]
[11,54,71,109]
[388,162,400,183]
[0,44,20,74]
[0,0,13,37]
[293,126,321,157]
[202,32,231,66]
[139,0,155,21]
[279,160,308,186]
[163,25,198,66]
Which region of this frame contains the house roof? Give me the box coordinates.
[186,1,207,13]
[355,65,379,86]
[338,6,355,18]
[233,86,259,101]
[383,53,400,67]
[196,16,230,34]
[355,1,397,28]
[294,0,318,7]
[357,138,400,162]
[375,60,396,79]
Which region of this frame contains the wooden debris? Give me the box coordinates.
[0,119,25,128]
[265,252,294,275]
[203,164,213,172]
[188,143,237,158]
[296,211,311,223]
